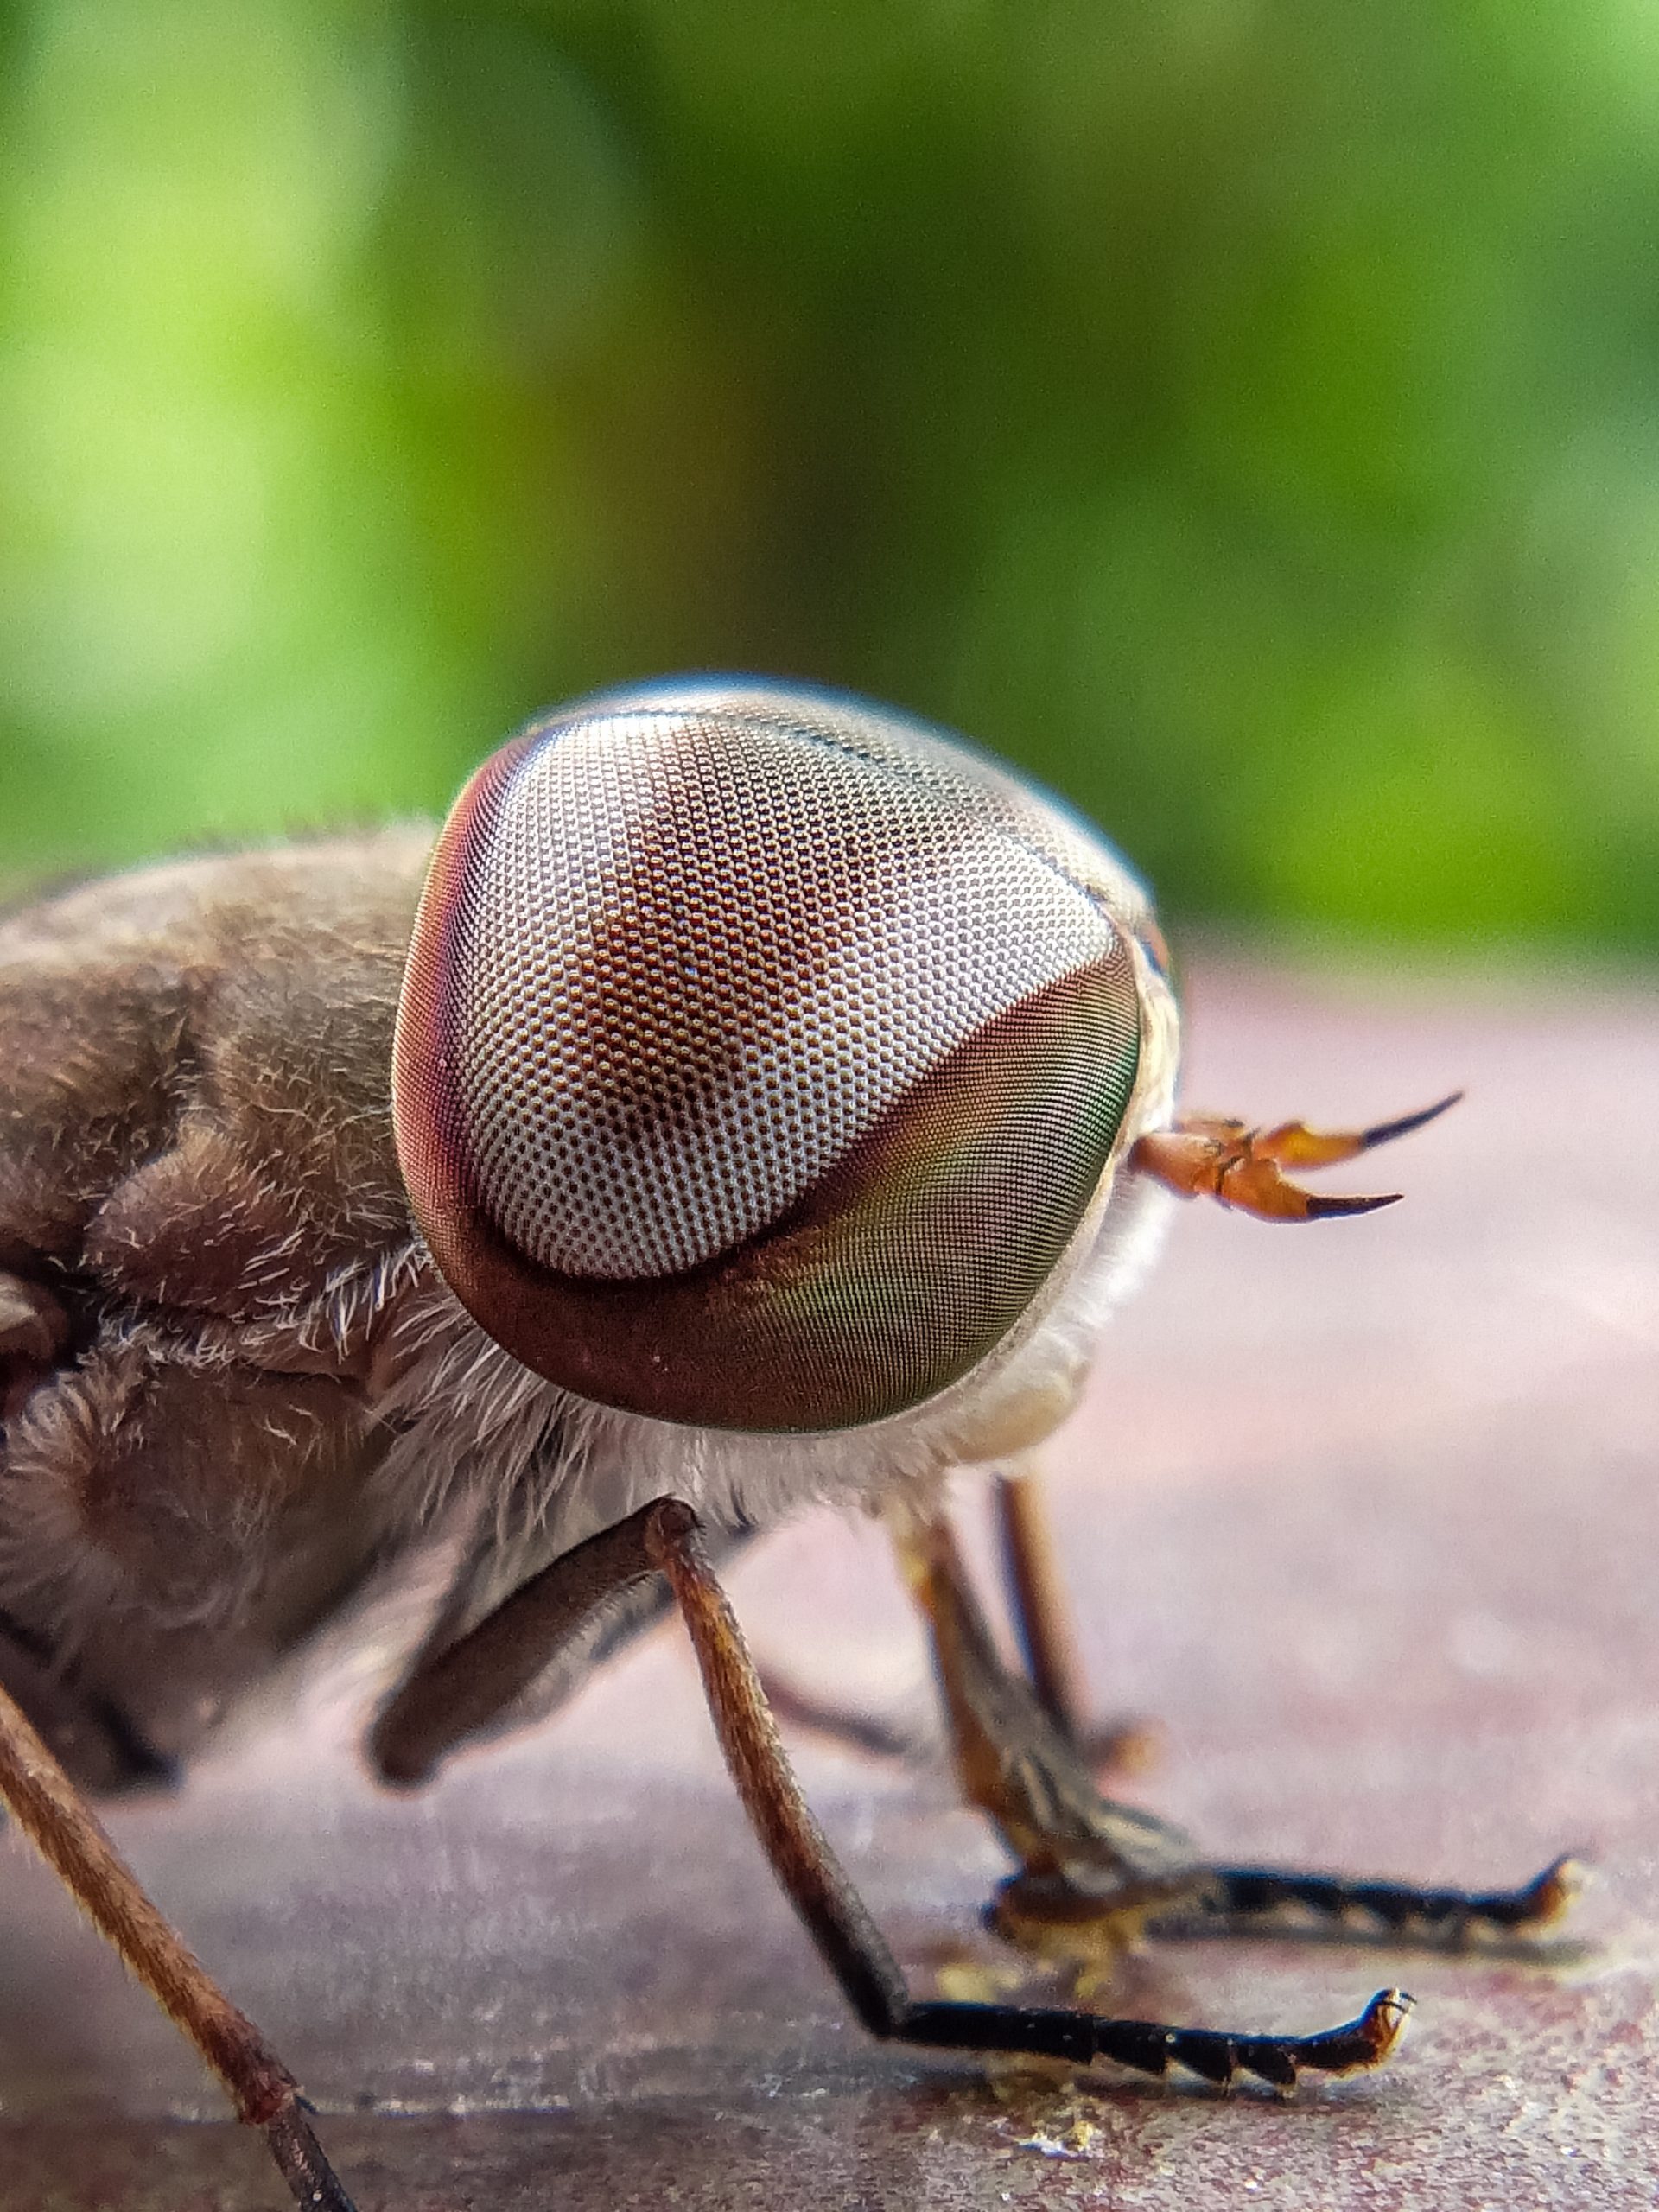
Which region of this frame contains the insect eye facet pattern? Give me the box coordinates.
[0,680,1578,2212]
[394,681,1151,1431]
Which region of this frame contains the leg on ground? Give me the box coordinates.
[893,1496,1580,1967]
[646,1498,1409,2091]
[371,1491,1413,2092]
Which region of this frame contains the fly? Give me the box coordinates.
[0,679,1579,2209]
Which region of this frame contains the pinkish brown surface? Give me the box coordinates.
[3,956,1657,2209]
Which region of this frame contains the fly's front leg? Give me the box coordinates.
[646,1502,1409,2093]
[0,1681,356,2212]
[899,1497,1582,1968]
[377,1496,1410,2094]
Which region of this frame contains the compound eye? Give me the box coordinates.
[394,682,1144,1432]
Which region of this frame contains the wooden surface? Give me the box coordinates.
[3,956,1658,2209]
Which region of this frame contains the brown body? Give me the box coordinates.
[0,832,437,1774]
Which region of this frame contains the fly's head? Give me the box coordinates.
[392,679,1179,1450]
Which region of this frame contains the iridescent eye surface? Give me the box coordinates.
[393,680,1147,1432]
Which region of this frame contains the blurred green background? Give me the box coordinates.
[3,0,1658,948]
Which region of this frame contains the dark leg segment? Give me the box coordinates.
[755,1468,1148,1779]
[375,1493,1412,2088]
[371,1507,665,1784]
[0,1680,356,2212]
[756,1670,932,1764]
[1180,1854,1585,1948]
